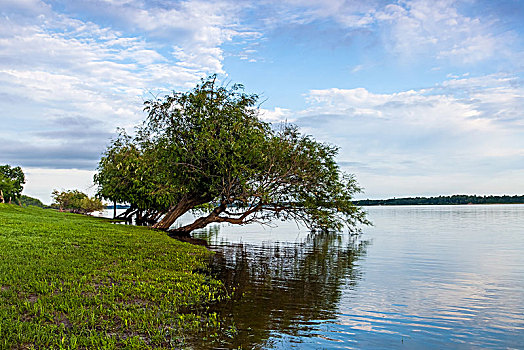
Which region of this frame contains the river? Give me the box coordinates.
[99,205,524,349]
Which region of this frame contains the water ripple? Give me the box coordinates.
[189,205,524,349]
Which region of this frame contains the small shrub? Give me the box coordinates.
[51,189,104,214]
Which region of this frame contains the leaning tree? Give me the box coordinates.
[95,76,368,236]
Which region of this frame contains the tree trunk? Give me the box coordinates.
[168,215,215,237]
[116,207,135,220]
[113,200,117,219]
[137,209,162,226]
[168,203,226,237]
[136,210,142,225]
[0,190,4,203]
[152,194,212,230]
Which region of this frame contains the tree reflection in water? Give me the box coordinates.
[192,225,370,349]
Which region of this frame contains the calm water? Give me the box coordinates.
[184,205,524,349]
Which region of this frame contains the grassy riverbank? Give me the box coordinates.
[0,204,227,349]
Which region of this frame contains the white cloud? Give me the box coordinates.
[351,64,365,73]
[50,0,257,73]
[0,0,251,153]
[256,0,521,64]
[375,0,518,63]
[2,0,523,201]
[298,73,524,197]
[1,0,256,200]
[0,0,50,14]
[305,74,523,134]
[23,167,97,204]
[259,107,294,122]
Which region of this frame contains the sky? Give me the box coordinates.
[1,0,523,204]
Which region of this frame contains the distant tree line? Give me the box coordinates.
[1,163,103,215]
[19,195,45,208]
[355,195,524,206]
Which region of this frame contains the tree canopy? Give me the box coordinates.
[0,164,25,204]
[51,190,104,214]
[95,76,368,236]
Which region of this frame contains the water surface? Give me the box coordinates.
[188,205,524,349]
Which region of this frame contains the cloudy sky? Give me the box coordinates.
[1,0,523,203]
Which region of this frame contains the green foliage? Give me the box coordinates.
[95,75,368,234]
[0,204,226,348]
[51,189,104,214]
[0,164,25,203]
[19,195,46,208]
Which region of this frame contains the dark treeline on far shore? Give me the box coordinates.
[355,195,524,206]
[104,204,130,209]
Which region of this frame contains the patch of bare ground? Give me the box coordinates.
[54,312,73,329]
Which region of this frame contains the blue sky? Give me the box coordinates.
[1,0,523,203]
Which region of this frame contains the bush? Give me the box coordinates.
[51,190,104,214]
[19,195,45,208]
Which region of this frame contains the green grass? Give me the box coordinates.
[0,204,227,349]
